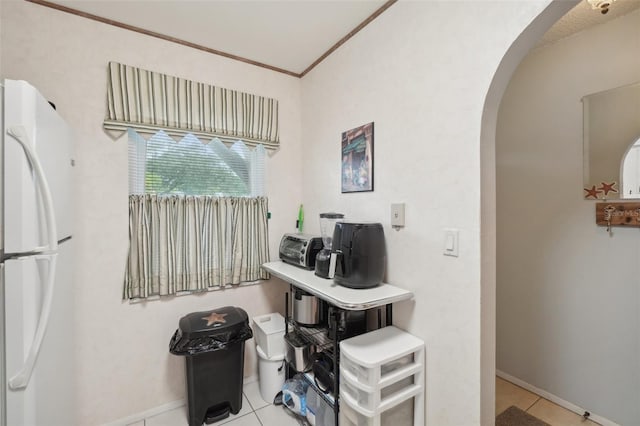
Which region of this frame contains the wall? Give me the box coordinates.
[300,2,552,425]
[0,1,300,424]
[496,9,640,425]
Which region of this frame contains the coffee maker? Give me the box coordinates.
[314,213,344,278]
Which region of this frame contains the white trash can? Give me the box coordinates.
[252,313,285,358]
[256,344,285,404]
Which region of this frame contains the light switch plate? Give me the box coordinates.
[391,203,405,227]
[443,228,459,257]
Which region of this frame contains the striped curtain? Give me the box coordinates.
[105,62,280,149]
[124,195,270,300]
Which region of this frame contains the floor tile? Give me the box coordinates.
[126,421,145,426]
[244,380,270,411]
[218,395,254,425]
[495,377,540,415]
[255,404,302,426]
[224,412,262,426]
[145,405,188,426]
[145,395,253,426]
[527,398,600,426]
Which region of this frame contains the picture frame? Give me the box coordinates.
[341,122,374,193]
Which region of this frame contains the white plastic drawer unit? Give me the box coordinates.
[339,396,415,426]
[339,326,424,389]
[340,374,420,413]
[340,352,420,393]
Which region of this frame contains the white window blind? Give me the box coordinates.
[127,129,266,196]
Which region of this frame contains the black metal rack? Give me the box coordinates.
[284,286,341,425]
[284,286,395,426]
[262,260,412,425]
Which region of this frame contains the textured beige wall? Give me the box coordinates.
[299,2,553,424]
[0,1,300,424]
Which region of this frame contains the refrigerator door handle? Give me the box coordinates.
[6,125,61,390]
[6,125,59,253]
[8,253,58,390]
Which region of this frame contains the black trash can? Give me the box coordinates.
[170,306,253,426]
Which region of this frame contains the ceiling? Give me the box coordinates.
[36,0,640,77]
[38,0,389,76]
[539,0,640,46]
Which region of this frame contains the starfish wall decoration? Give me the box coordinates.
[584,185,602,199]
[597,181,618,196]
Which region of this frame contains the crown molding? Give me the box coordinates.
[25,0,397,79]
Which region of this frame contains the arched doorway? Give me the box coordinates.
[479,1,579,424]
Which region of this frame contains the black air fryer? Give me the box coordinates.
[331,222,386,289]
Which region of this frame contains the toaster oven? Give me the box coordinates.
[279,233,323,270]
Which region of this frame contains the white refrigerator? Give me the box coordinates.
[0,79,75,425]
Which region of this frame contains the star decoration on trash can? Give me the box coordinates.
[202,312,228,326]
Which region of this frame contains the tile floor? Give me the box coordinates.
[140,381,300,426]
[496,376,601,426]
[138,376,601,426]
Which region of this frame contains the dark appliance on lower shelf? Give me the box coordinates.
[327,307,367,341]
[331,222,386,289]
[311,351,335,394]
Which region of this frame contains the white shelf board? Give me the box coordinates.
[262,261,413,310]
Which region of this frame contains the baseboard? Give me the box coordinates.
[101,375,259,426]
[101,399,186,426]
[496,370,620,426]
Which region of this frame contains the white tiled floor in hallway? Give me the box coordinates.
[141,381,300,426]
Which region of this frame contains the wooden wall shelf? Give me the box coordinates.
[595,202,640,227]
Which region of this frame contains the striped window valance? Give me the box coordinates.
[104,62,280,149]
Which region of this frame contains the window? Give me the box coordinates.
[128,129,265,196]
[124,129,270,300]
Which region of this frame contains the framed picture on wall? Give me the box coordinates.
[341,122,374,193]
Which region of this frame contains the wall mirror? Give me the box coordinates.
[583,81,640,199]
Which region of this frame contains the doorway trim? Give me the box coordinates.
[479,1,579,423]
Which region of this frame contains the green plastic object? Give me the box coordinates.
[297,204,304,233]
